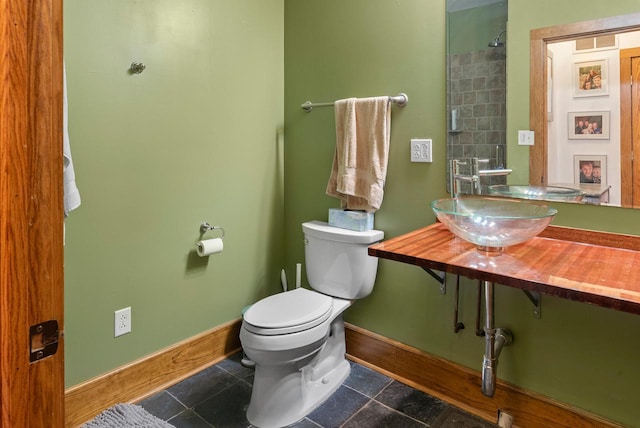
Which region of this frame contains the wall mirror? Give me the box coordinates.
[446,0,508,196]
[530,13,640,208]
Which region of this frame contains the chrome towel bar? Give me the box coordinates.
[301,93,408,112]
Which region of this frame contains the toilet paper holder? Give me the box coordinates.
[200,222,225,240]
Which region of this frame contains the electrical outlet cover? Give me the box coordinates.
[114,307,131,337]
[410,139,433,162]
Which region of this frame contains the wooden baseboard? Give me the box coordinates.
[64,318,621,428]
[344,323,622,428]
[64,319,242,427]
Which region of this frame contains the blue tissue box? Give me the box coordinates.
[328,209,374,231]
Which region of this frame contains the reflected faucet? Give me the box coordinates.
[450,159,478,197]
[450,158,513,197]
[496,144,505,169]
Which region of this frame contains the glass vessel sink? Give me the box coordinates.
[487,184,585,202]
[431,196,558,253]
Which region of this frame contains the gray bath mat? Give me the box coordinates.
[81,403,175,428]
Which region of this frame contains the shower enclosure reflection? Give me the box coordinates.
[446,0,508,195]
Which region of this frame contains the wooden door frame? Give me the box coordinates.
[620,47,640,207]
[0,1,65,426]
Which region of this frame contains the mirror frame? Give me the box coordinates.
[529,12,640,205]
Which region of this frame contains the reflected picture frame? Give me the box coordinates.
[572,58,608,97]
[574,155,607,185]
[568,111,609,139]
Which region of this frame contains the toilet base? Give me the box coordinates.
[246,317,350,428]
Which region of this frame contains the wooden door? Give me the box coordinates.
[0,1,65,426]
[620,48,640,207]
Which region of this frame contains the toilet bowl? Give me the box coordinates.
[240,221,383,428]
[241,288,351,428]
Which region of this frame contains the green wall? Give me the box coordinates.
[63,0,284,385]
[285,1,640,426]
[63,0,640,426]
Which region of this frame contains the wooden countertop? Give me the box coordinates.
[369,223,640,315]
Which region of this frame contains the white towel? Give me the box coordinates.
[325,96,391,212]
[63,63,81,217]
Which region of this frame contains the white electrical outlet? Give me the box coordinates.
[114,307,131,337]
[410,139,433,163]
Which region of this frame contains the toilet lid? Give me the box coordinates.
[243,288,333,335]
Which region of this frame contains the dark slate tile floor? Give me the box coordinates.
[138,352,497,428]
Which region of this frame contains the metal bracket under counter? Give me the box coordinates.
[421,267,447,294]
[421,267,542,318]
[523,290,542,318]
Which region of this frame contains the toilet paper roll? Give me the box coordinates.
[196,238,223,257]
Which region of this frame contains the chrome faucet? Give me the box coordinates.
[450,158,513,197]
[450,159,477,197]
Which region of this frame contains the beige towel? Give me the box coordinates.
[326,96,391,212]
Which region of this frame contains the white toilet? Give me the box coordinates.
[239,220,384,428]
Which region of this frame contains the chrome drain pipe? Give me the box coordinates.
[481,281,513,397]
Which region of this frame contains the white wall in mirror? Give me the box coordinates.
[547,31,640,206]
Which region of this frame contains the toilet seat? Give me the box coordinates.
[243,288,333,336]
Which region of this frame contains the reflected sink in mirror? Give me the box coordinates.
[487,184,585,202]
[431,196,558,254]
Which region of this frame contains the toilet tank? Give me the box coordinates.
[302,221,384,299]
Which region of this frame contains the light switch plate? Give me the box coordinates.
[518,130,534,146]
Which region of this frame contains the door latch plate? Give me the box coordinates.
[30,320,59,362]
